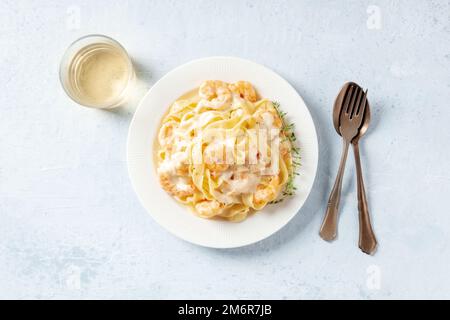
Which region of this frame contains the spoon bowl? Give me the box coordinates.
[333,82,371,140]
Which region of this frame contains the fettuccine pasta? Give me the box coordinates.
[155,80,295,222]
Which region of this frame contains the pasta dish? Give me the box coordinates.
[155,80,298,222]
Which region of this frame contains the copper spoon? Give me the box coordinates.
[333,82,377,255]
[320,84,367,241]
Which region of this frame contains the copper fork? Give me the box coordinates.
[320,85,368,241]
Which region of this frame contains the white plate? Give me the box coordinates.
[127,57,318,248]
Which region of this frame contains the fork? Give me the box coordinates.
[320,85,368,241]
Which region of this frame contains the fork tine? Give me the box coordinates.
[358,89,368,115]
[343,85,355,114]
[355,89,368,126]
[349,86,362,117]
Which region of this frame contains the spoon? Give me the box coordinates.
[333,82,377,255]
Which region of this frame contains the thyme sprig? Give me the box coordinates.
[270,101,301,204]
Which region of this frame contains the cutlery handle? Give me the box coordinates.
[320,140,350,241]
[353,142,377,255]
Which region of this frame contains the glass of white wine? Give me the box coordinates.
[60,34,135,109]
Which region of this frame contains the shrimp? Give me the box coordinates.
[198,95,231,110]
[254,185,277,204]
[195,200,224,217]
[175,164,190,176]
[159,173,195,198]
[203,142,230,172]
[198,80,232,109]
[255,111,282,129]
[158,121,178,145]
[199,80,229,100]
[280,139,292,156]
[229,81,258,102]
[253,176,280,204]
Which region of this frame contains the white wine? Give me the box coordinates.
[60,35,134,108]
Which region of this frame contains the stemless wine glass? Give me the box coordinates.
[59,34,135,109]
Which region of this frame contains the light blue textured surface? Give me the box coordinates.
[1,0,449,299]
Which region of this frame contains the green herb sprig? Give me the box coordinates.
[270,101,301,204]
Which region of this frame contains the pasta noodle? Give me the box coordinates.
[155,80,295,222]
